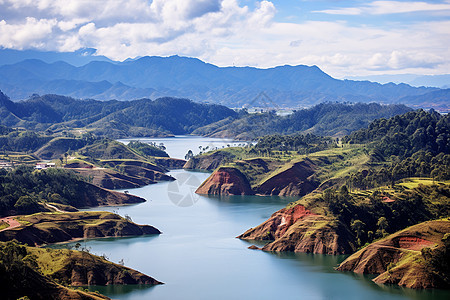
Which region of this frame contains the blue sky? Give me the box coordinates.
[0,0,449,77]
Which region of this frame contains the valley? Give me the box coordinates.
[0,92,448,299]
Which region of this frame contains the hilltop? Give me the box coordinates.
[0,240,161,300]
[0,91,413,140]
[337,219,450,289]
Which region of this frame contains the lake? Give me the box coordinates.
[62,137,449,300]
[117,135,247,159]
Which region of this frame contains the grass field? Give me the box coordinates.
[0,221,9,230]
[398,177,450,189]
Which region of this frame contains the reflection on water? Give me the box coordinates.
[85,284,157,297]
[50,137,450,300]
[205,194,298,206]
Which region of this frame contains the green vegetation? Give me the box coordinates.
[0,166,144,217]
[0,92,237,138]
[338,219,450,289]
[343,110,450,189]
[314,183,448,247]
[0,240,110,300]
[343,109,449,157]
[0,239,159,299]
[0,91,411,140]
[193,102,411,138]
[422,232,450,285]
[0,221,9,230]
[0,211,160,246]
[0,166,86,214]
[127,140,169,158]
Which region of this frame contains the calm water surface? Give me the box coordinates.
[61,137,449,300]
[118,135,245,159]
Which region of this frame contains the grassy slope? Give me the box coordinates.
[337,219,450,289]
[29,246,162,286]
[0,211,160,246]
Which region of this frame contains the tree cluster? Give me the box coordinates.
[0,166,91,216]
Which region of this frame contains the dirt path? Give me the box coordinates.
[45,203,65,213]
[0,216,21,232]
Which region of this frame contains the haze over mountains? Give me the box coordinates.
[0,49,448,111]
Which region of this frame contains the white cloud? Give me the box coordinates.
[0,0,448,77]
[0,17,56,49]
[316,1,450,15]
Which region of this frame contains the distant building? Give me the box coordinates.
[35,162,56,169]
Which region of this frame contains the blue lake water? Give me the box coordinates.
[60,137,449,300]
[117,135,246,159]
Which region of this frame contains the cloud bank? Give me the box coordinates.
[0,0,449,77]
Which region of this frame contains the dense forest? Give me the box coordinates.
[343,110,450,188]
[0,166,94,215]
[1,91,412,139]
[193,102,411,138]
[254,133,335,154]
[0,91,237,137]
[343,109,449,156]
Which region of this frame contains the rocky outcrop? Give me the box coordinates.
[337,220,450,289]
[196,167,254,195]
[238,204,356,255]
[0,212,161,246]
[194,157,319,197]
[257,158,319,196]
[184,151,236,171]
[194,156,320,197]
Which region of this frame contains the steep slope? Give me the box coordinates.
[0,211,160,246]
[30,246,162,286]
[257,158,319,196]
[1,239,160,300]
[196,167,254,195]
[194,154,332,197]
[337,220,450,289]
[238,204,356,254]
[238,180,449,255]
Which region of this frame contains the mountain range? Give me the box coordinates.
[0,52,448,111]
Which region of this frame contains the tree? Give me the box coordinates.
[377,217,389,237]
[185,150,194,160]
[14,196,40,214]
[351,219,365,246]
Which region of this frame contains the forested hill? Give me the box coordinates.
[193,102,412,139]
[0,56,442,109]
[0,91,413,139]
[0,91,237,137]
[343,109,450,188]
[343,109,450,157]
